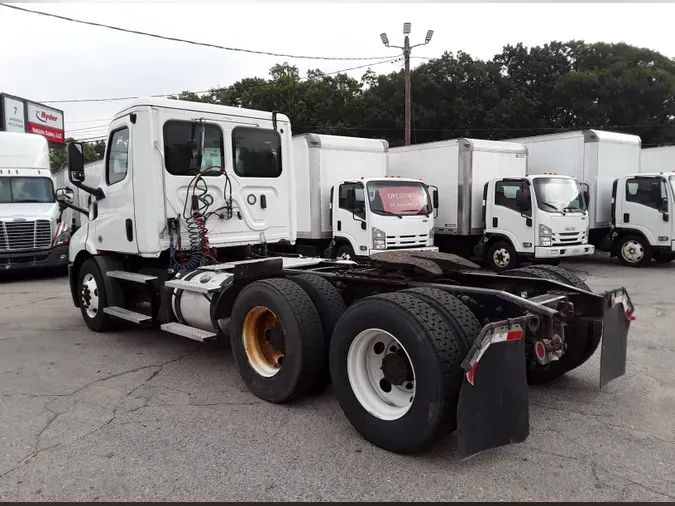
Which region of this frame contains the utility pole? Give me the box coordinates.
[381,23,434,145]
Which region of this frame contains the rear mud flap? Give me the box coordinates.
[457,320,531,459]
[600,289,634,389]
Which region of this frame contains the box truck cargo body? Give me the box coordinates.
[640,145,675,174]
[0,132,71,271]
[389,138,593,271]
[292,133,437,259]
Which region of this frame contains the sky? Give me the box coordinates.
[2,1,675,142]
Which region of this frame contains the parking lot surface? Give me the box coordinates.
[0,256,674,501]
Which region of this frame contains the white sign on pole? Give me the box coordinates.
[2,96,25,132]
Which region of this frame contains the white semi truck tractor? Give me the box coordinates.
[60,98,634,458]
[389,138,594,271]
[0,131,72,272]
[291,133,437,261]
[510,130,672,266]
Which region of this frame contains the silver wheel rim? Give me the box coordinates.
[346,329,416,421]
[339,251,352,261]
[81,273,100,319]
[493,248,511,268]
[621,240,644,263]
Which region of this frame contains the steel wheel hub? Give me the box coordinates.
[622,240,644,263]
[493,248,511,268]
[81,273,100,319]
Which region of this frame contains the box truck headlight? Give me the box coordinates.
[372,227,386,250]
[428,228,434,244]
[539,224,553,247]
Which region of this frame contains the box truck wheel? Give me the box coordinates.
[486,240,518,272]
[335,244,356,261]
[289,274,347,387]
[526,265,603,370]
[230,278,325,403]
[402,287,480,354]
[501,266,594,384]
[329,292,464,453]
[617,235,651,267]
[77,258,116,332]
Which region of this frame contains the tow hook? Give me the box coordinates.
[533,335,565,365]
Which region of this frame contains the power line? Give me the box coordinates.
[0,3,390,62]
[41,57,401,104]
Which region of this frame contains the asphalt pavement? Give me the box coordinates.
[0,256,673,501]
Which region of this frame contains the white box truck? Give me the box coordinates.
[292,133,438,260]
[389,138,594,271]
[508,130,671,265]
[0,132,71,271]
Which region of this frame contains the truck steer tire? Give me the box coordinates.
[486,240,518,272]
[230,278,325,403]
[403,287,481,353]
[617,235,652,267]
[527,265,603,371]
[335,244,356,261]
[502,266,592,384]
[329,292,464,454]
[289,274,347,387]
[78,258,116,332]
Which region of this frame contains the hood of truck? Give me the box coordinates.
[0,202,58,220]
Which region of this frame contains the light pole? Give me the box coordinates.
[381,23,433,146]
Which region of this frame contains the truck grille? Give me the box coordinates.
[552,231,585,246]
[386,234,431,249]
[0,220,52,252]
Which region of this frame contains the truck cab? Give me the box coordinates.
[611,172,675,265]
[0,132,71,271]
[481,174,594,269]
[330,176,437,259]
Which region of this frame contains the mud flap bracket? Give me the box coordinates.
[599,288,634,389]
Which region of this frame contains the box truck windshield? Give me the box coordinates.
[533,177,586,214]
[0,176,55,204]
[367,180,431,216]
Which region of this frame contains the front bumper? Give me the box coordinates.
[371,246,439,256]
[535,244,595,259]
[0,245,69,271]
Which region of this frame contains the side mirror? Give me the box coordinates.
[67,142,85,183]
[55,187,74,204]
[663,212,669,222]
[515,188,531,212]
[583,190,590,208]
[432,188,439,209]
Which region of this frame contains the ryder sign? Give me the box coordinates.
[26,102,64,145]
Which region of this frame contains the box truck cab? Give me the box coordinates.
[0,132,71,271]
[610,172,675,265]
[292,134,437,260]
[389,138,593,271]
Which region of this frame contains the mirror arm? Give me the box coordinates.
[58,200,89,216]
[72,181,105,200]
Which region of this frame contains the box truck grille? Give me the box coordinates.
[0,220,52,252]
[386,234,431,248]
[552,231,585,246]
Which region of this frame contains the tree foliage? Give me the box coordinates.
[50,138,105,171]
[170,40,675,149]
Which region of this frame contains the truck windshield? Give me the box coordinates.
[0,177,55,204]
[533,177,586,213]
[366,180,432,216]
[670,176,675,199]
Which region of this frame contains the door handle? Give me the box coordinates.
[125,219,133,242]
[337,220,342,231]
[623,213,630,223]
[492,217,498,227]
[260,195,267,209]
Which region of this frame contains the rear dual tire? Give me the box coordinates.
[329,292,474,454]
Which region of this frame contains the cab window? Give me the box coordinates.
[106,127,129,185]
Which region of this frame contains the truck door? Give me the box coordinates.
[91,121,138,253]
[334,182,368,254]
[621,176,670,247]
[487,179,533,252]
